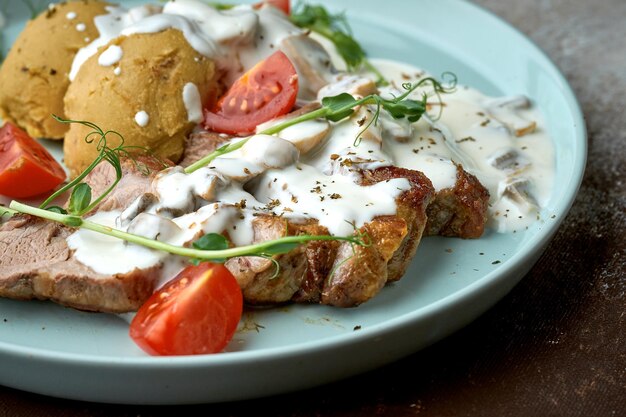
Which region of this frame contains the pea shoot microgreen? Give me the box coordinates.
[7,117,371,265]
[290,3,388,85]
[185,74,456,173]
[10,199,370,263]
[0,205,17,218]
[38,115,156,217]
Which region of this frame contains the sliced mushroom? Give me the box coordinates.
[189,168,224,202]
[497,177,538,213]
[317,74,378,100]
[281,34,337,100]
[352,106,383,145]
[488,147,530,173]
[152,167,200,217]
[379,110,412,143]
[276,119,331,154]
[240,134,300,169]
[256,106,330,155]
[127,212,182,242]
[118,193,159,227]
[485,95,536,137]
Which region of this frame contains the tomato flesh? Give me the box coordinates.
[130,263,243,356]
[254,0,290,15]
[203,51,298,135]
[0,122,66,199]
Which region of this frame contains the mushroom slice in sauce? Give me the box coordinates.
[127,212,182,242]
[118,193,159,227]
[488,147,531,173]
[276,119,331,154]
[317,75,378,100]
[497,176,538,212]
[485,95,537,137]
[280,34,337,100]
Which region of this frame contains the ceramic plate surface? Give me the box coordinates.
[0,0,586,405]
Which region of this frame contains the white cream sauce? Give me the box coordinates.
[98,45,123,67]
[67,211,165,275]
[258,58,554,233]
[134,110,149,127]
[182,83,203,123]
[65,1,556,280]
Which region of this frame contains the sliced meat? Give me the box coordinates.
[236,166,434,307]
[361,166,435,281]
[424,164,490,238]
[83,154,168,212]
[179,131,230,168]
[0,216,160,313]
[226,216,309,305]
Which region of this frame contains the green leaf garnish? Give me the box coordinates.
[192,233,229,263]
[46,206,68,215]
[38,115,158,215]
[321,93,357,121]
[193,233,230,251]
[290,3,387,85]
[68,183,92,215]
[0,206,17,218]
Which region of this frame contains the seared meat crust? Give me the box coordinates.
[424,165,490,238]
[237,166,434,307]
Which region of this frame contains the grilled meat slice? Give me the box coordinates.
[179,131,230,168]
[0,215,160,313]
[84,154,168,212]
[424,164,490,238]
[181,130,488,238]
[238,166,434,307]
[361,166,435,281]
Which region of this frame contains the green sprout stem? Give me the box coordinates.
[9,201,366,261]
[184,106,328,173]
[0,206,17,218]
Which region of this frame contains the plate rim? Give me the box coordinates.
[0,0,587,402]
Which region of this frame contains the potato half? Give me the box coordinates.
[63,29,217,177]
[0,1,109,139]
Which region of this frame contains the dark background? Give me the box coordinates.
[1,0,624,415]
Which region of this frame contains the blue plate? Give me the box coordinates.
[0,0,586,404]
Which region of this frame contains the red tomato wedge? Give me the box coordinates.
[130,263,243,356]
[0,122,66,199]
[254,0,290,15]
[203,51,298,135]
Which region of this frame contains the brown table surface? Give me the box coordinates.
[2,0,625,415]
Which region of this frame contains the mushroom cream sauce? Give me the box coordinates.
[66,0,555,283]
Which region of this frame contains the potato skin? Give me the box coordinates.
[0,1,109,139]
[63,29,216,177]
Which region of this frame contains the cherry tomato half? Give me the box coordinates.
[130,263,243,356]
[0,122,66,198]
[254,0,291,15]
[203,51,298,135]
